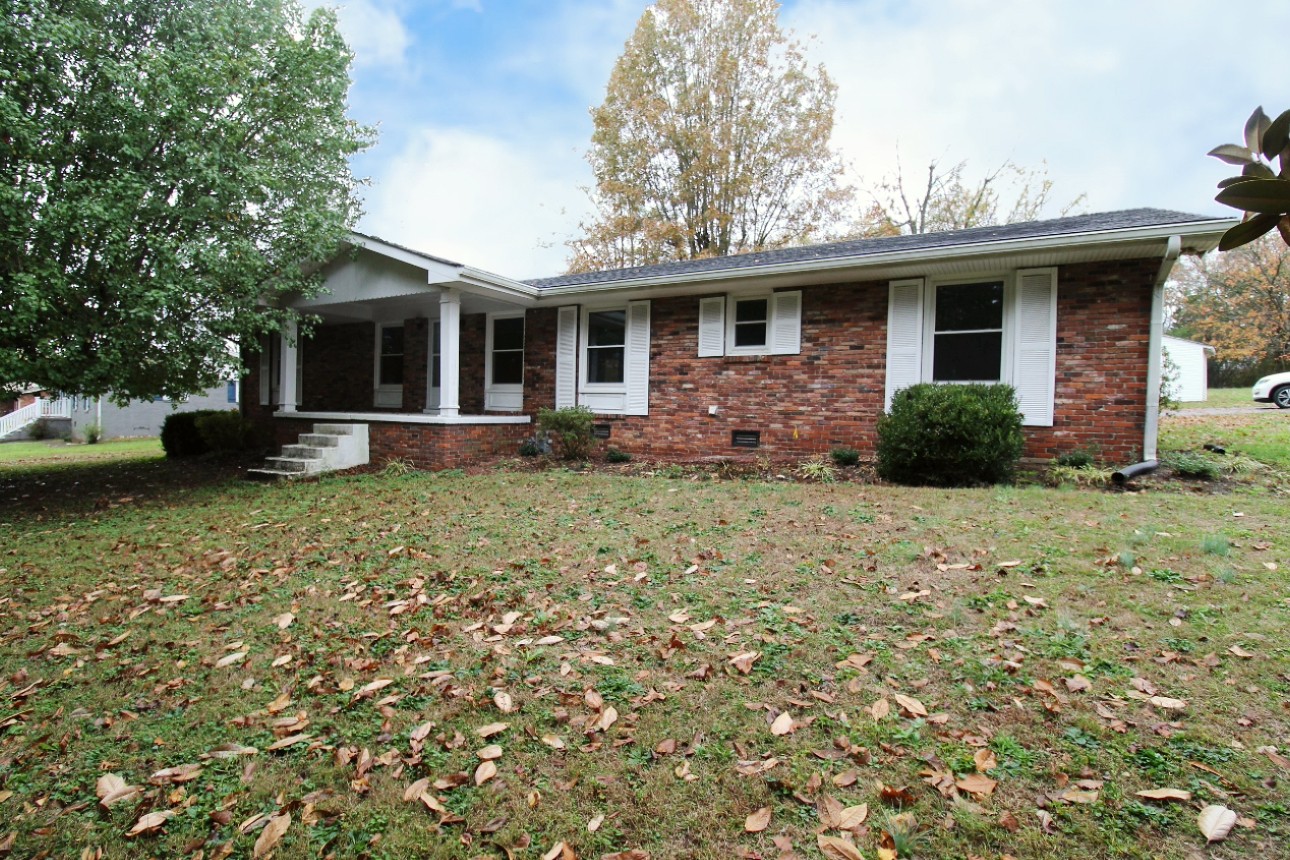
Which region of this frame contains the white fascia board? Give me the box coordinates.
[531,218,1236,302]
[448,267,540,305]
[346,233,463,280]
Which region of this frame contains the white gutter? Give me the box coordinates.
[532,219,1233,298]
[1143,235,1182,462]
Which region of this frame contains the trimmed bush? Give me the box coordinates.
[195,410,251,452]
[537,406,595,460]
[1054,450,1095,468]
[876,383,1024,486]
[606,447,632,463]
[83,422,102,444]
[160,409,225,457]
[830,446,860,467]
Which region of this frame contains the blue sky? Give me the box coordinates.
[310,0,1289,278]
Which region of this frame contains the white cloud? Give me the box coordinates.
[360,127,593,278]
[784,0,1290,219]
[303,0,412,70]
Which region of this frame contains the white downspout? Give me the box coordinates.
[1144,235,1182,462]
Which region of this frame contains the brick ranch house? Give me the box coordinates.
[242,209,1231,470]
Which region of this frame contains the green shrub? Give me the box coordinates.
[1161,451,1221,480]
[796,456,837,483]
[876,383,1024,486]
[27,417,50,440]
[518,437,543,457]
[830,446,861,467]
[606,447,632,463]
[83,422,102,445]
[537,406,595,460]
[194,410,250,452]
[1055,450,1094,468]
[160,409,225,457]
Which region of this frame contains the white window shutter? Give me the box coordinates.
[624,300,651,416]
[555,306,578,408]
[1013,267,1058,427]
[885,279,925,411]
[697,296,725,356]
[258,334,271,406]
[770,290,802,355]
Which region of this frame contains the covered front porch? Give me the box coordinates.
[246,233,547,470]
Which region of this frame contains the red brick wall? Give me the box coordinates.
[523,308,558,415]
[271,417,529,470]
[557,257,1157,464]
[460,314,486,415]
[403,318,430,413]
[301,323,373,412]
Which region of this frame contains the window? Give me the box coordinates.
[226,381,238,404]
[886,269,1057,427]
[698,291,801,357]
[379,324,404,386]
[931,281,1004,382]
[731,298,769,349]
[490,316,524,385]
[431,322,441,389]
[485,314,525,412]
[586,310,626,384]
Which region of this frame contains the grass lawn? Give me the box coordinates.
[1175,388,1255,410]
[1159,409,1290,471]
[0,437,162,467]
[0,440,1287,858]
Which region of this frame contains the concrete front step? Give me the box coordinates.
[249,422,369,480]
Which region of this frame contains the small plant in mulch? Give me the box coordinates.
[829,445,861,467]
[795,456,837,484]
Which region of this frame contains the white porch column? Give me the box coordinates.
[438,289,461,417]
[277,318,297,414]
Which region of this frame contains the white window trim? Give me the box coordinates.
[725,293,773,355]
[374,321,404,409]
[484,312,525,412]
[921,275,1014,384]
[579,304,629,395]
[699,289,801,357]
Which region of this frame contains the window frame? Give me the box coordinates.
[485,312,525,412]
[373,321,405,408]
[921,275,1014,385]
[725,294,772,355]
[579,304,629,394]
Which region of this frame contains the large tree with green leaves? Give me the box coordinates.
[567,0,849,273]
[0,0,372,400]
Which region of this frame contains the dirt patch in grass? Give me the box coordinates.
[1,466,1287,859]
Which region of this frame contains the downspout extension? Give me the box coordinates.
[1143,235,1182,463]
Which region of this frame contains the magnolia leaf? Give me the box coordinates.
[1216,177,1290,213]
[1197,804,1237,843]
[893,694,927,718]
[817,834,866,860]
[1217,212,1280,251]
[403,777,431,802]
[868,698,890,721]
[126,810,174,837]
[587,813,605,833]
[477,722,509,738]
[96,774,141,808]
[1209,143,1257,166]
[253,813,291,858]
[1263,109,1290,159]
[541,841,575,860]
[149,764,202,785]
[770,712,795,735]
[1245,106,1271,153]
[494,690,514,713]
[273,612,294,629]
[1135,788,1191,802]
[475,760,498,786]
[744,807,771,832]
[477,744,504,761]
[955,773,997,797]
[973,749,997,773]
[598,706,618,732]
[215,651,248,668]
[837,803,868,830]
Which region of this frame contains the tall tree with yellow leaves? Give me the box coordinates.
[567,0,849,273]
[1169,235,1290,384]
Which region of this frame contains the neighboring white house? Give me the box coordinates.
[1162,335,1214,403]
[65,383,240,440]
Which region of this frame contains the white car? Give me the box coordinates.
[1252,372,1290,408]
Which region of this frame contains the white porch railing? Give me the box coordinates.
[0,396,73,438]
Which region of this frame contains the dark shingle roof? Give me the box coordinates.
[525,208,1222,289]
